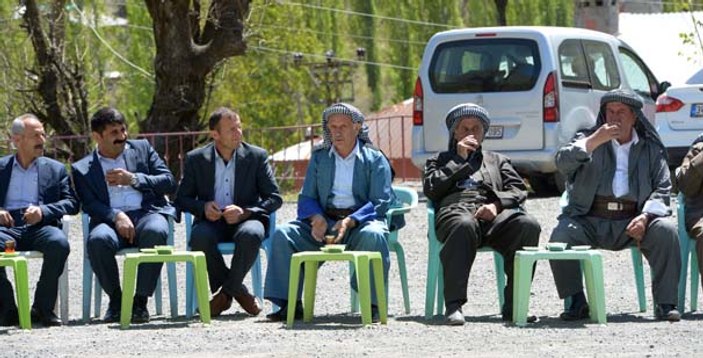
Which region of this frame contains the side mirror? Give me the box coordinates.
[659,81,672,95]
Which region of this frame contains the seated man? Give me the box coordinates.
[176,107,282,317]
[423,103,541,325]
[550,89,681,322]
[0,114,79,327]
[264,103,395,322]
[676,133,703,285]
[72,107,177,324]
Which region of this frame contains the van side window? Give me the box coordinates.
[428,39,540,93]
[619,47,659,101]
[559,40,620,90]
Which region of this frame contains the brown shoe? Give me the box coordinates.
[209,290,233,317]
[234,292,261,316]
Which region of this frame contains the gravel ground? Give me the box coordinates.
[3,185,702,357]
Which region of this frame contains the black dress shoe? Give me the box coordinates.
[0,308,19,327]
[131,305,150,324]
[31,307,62,327]
[655,304,681,322]
[103,307,121,323]
[560,303,590,321]
[266,304,303,322]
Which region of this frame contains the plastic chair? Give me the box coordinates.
[16,215,71,324]
[351,185,417,314]
[0,255,31,329]
[559,191,647,312]
[184,211,275,318]
[425,201,506,319]
[677,192,700,312]
[120,250,210,329]
[81,213,178,322]
[286,250,387,327]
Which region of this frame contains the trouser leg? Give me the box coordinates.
[87,223,121,306]
[436,212,481,307]
[549,216,594,299]
[345,220,390,305]
[133,213,168,297]
[25,225,70,312]
[222,220,264,296]
[639,218,681,305]
[190,221,228,293]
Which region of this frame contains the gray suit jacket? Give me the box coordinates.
[0,155,79,227]
[175,142,282,232]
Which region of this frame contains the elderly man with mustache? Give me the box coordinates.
[550,89,681,322]
[0,114,79,327]
[72,107,177,324]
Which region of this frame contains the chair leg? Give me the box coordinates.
[678,234,692,312]
[154,277,163,316]
[13,260,32,330]
[94,279,102,318]
[630,247,647,312]
[493,252,506,310]
[691,245,699,311]
[167,262,178,318]
[59,264,69,324]
[82,255,94,322]
[303,260,319,323]
[251,251,264,307]
[185,261,195,318]
[286,257,303,328]
[120,260,139,329]
[393,242,411,314]
[349,262,359,313]
[582,254,607,324]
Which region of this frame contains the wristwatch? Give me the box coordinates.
[130,173,138,187]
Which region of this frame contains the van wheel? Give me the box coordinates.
[528,174,559,197]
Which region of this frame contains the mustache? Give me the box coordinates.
[113,139,126,145]
[34,144,44,149]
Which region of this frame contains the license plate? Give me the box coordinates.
[691,103,703,117]
[486,126,504,139]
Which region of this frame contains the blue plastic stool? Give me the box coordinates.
[184,211,275,318]
[424,201,506,319]
[677,192,700,312]
[81,213,178,322]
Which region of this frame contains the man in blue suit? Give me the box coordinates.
[264,103,396,322]
[72,107,177,323]
[0,114,79,327]
[176,107,282,318]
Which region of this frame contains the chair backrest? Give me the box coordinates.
[392,185,419,209]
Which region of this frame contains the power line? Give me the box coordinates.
[68,0,153,78]
[279,1,457,29]
[249,45,418,71]
[258,24,427,46]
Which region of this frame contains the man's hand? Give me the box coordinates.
[310,214,328,242]
[456,135,480,160]
[204,201,222,222]
[585,124,620,153]
[0,210,14,227]
[331,217,356,243]
[475,203,499,222]
[106,168,135,186]
[115,211,135,244]
[626,213,649,241]
[23,205,43,225]
[222,205,249,225]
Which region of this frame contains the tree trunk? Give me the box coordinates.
[495,0,508,26]
[142,0,250,134]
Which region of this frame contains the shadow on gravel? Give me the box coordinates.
[263,313,394,330]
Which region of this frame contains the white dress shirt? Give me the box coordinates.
[329,142,360,209]
[98,147,143,212]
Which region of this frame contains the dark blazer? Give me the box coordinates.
[71,139,177,225]
[0,155,79,227]
[175,142,282,231]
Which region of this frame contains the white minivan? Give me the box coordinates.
[412,26,667,194]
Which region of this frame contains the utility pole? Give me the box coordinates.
[293,48,366,106]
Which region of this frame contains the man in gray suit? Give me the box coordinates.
[176,107,281,318]
[0,114,79,327]
[72,107,177,324]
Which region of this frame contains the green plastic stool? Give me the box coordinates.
[0,255,31,329]
[513,248,607,326]
[287,251,387,327]
[120,251,211,329]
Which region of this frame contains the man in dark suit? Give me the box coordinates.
[176,107,281,317]
[72,107,177,324]
[0,113,79,327]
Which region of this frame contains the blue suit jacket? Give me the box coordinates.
[175,142,282,232]
[71,139,177,225]
[0,155,79,227]
[297,142,399,227]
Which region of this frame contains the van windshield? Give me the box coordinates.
[428,39,540,93]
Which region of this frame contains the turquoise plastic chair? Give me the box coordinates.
[351,185,418,314]
[81,213,178,321]
[559,192,647,312]
[184,211,275,318]
[677,192,700,312]
[425,200,506,319]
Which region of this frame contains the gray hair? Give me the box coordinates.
[11,113,40,136]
